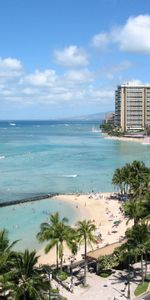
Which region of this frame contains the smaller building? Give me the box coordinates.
[86,240,125,262]
[86,239,126,273]
[104,112,115,125]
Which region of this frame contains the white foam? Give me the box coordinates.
[0,156,5,160]
[62,174,78,178]
[91,127,101,133]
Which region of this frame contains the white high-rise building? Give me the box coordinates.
[115,83,150,132]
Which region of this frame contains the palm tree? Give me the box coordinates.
[112,168,125,194]
[142,192,150,221]
[123,200,147,226]
[37,212,64,269]
[112,160,150,198]
[37,212,77,271]
[125,160,150,198]
[8,249,49,300]
[125,224,150,283]
[0,229,18,298]
[56,221,77,272]
[76,220,97,286]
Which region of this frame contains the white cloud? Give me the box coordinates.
[63,69,94,84]
[0,57,23,81]
[104,61,132,79]
[88,88,114,103]
[120,79,150,87]
[0,57,22,69]
[122,79,144,86]
[114,15,150,53]
[91,32,110,51]
[54,45,88,67]
[0,56,114,108]
[22,69,57,86]
[0,55,141,112]
[92,15,150,54]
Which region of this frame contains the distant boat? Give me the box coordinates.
[92,127,101,133]
[9,123,16,126]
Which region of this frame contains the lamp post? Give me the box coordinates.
[42,265,52,300]
[68,255,76,292]
[127,249,131,299]
[48,270,52,300]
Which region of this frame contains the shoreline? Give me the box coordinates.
[37,193,132,266]
[104,135,145,143]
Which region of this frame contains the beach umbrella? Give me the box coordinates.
[113,220,121,225]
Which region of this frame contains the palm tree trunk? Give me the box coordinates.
[141,253,144,283]
[56,243,59,270]
[145,252,147,279]
[84,237,87,286]
[23,293,26,300]
[60,241,63,272]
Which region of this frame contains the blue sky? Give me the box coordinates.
[0,0,150,119]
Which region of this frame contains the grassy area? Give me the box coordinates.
[146,275,150,281]
[57,271,68,281]
[99,270,112,278]
[134,282,149,296]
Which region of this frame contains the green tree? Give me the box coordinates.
[112,160,150,198]
[142,192,150,221]
[37,212,63,269]
[98,254,119,271]
[8,249,49,300]
[124,200,147,226]
[112,168,125,194]
[125,224,150,283]
[37,212,77,272]
[0,229,18,298]
[76,220,97,286]
[128,160,150,198]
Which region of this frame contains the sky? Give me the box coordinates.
[0,0,150,120]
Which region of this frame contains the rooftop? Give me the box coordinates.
[86,239,126,261]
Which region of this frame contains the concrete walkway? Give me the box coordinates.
[52,271,135,300]
[52,263,150,300]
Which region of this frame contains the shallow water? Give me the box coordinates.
[0,198,77,250]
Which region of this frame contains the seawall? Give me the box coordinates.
[0,193,59,208]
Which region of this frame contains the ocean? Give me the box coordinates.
[0,120,150,249]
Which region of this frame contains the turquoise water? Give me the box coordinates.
[0,120,150,249]
[0,198,77,250]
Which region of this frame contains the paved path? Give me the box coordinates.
[52,270,137,300]
[52,263,150,300]
[140,294,150,300]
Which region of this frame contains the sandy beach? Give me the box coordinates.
[104,135,145,143]
[37,193,132,266]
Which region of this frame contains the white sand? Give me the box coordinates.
[37,193,132,266]
[105,135,144,143]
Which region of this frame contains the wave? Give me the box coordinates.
[142,138,150,145]
[0,156,5,160]
[61,174,78,178]
[91,127,101,133]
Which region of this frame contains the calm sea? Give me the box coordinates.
[0,120,150,249]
